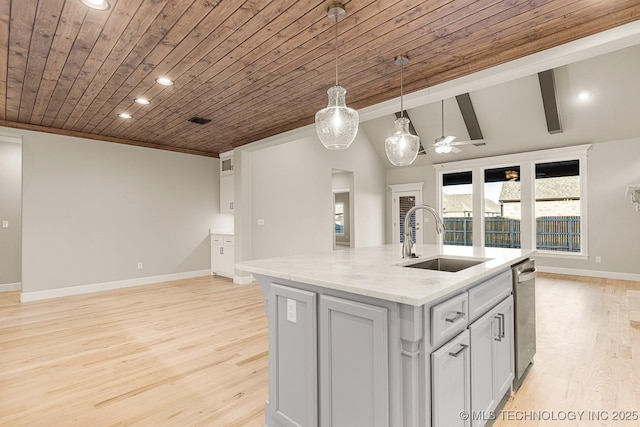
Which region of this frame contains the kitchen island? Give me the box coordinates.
[237,244,535,427]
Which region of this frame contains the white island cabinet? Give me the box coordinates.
[237,244,535,427]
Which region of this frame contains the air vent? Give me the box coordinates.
[188,116,211,125]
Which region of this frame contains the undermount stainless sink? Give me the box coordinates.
[403,257,486,273]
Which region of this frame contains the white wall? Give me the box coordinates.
[242,129,386,262]
[16,127,218,295]
[0,137,22,286]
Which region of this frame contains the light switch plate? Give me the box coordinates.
[286,298,297,324]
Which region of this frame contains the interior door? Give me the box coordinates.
[392,190,423,245]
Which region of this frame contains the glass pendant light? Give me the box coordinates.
[385,55,420,166]
[315,4,359,150]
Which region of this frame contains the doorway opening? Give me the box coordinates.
[332,170,354,250]
[0,134,22,292]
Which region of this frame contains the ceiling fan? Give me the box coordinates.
[431,99,479,154]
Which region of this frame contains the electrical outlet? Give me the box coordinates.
[137,262,143,269]
[1,220,8,228]
[286,298,297,323]
[595,256,602,263]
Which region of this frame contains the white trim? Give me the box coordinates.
[390,183,424,245]
[538,266,640,282]
[0,282,21,292]
[233,274,255,285]
[19,269,211,302]
[388,182,424,192]
[535,251,589,260]
[435,145,590,256]
[432,144,592,171]
[0,134,22,144]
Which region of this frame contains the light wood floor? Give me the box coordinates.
[494,273,640,427]
[1,273,639,426]
[0,275,268,426]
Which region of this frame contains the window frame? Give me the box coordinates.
[434,144,591,258]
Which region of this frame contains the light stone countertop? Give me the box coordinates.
[236,244,536,306]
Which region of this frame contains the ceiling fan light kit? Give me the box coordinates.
[315,3,359,150]
[385,55,420,166]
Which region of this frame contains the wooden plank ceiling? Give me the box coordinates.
[1,0,639,157]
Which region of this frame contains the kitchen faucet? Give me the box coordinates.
[403,205,446,258]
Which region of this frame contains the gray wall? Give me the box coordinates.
[246,131,386,261]
[0,138,22,285]
[16,127,217,293]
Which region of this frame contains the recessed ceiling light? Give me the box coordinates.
[577,90,591,101]
[79,0,110,10]
[155,77,174,86]
[118,113,132,119]
[134,98,150,105]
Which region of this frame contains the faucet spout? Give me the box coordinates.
[402,205,446,259]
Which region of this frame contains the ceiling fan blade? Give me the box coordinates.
[449,140,476,146]
[451,146,462,153]
[435,135,456,145]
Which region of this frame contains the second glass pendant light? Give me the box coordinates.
[385,55,420,166]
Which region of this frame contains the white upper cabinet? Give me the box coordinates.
[219,151,234,213]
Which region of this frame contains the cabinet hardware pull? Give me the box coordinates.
[448,343,468,357]
[494,315,502,341]
[494,313,505,341]
[445,311,465,323]
[220,247,224,255]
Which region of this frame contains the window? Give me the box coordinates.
[442,171,473,246]
[435,145,590,257]
[484,166,522,248]
[535,160,581,252]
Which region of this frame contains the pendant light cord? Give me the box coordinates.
[400,59,404,117]
[334,9,339,86]
[441,99,444,136]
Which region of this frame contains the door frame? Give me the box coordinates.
[389,183,424,246]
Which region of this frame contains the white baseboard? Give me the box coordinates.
[538,266,640,282]
[0,282,21,292]
[19,269,211,303]
[234,274,255,285]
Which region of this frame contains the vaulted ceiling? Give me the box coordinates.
[1,0,639,157]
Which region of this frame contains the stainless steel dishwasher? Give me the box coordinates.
[512,258,537,389]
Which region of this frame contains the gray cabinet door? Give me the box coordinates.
[319,295,388,427]
[469,295,514,427]
[493,296,514,399]
[431,329,471,427]
[469,306,498,427]
[269,284,318,427]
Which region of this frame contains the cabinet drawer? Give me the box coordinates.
[468,270,512,321]
[223,236,234,246]
[211,234,224,245]
[431,292,468,347]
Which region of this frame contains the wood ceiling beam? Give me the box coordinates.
[455,93,484,144]
[537,69,563,134]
